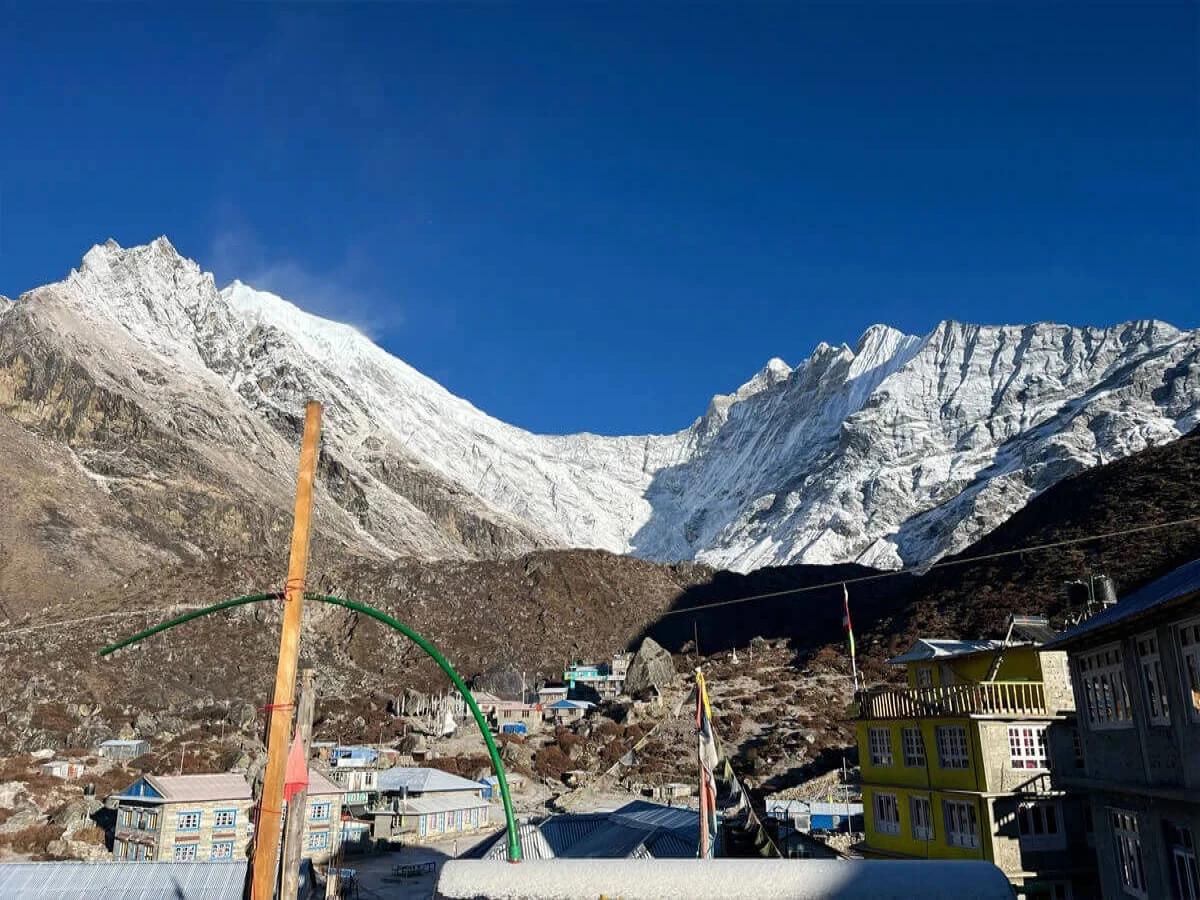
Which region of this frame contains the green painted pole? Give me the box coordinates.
[99,592,524,863]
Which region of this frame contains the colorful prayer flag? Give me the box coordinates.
[695,669,718,858]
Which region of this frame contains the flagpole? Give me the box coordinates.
[843,584,859,693]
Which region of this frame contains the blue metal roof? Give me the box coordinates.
[1046,558,1200,649]
[0,861,247,898]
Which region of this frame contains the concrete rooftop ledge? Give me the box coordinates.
[435,858,1012,899]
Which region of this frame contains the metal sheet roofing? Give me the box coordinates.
[377,766,484,794]
[398,794,490,815]
[887,638,1003,665]
[1046,558,1200,649]
[0,861,248,898]
[308,768,347,796]
[143,773,252,803]
[467,801,698,861]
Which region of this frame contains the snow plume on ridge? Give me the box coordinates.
[10,237,1200,574]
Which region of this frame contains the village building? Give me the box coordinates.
[98,738,149,761]
[329,745,379,768]
[536,684,569,705]
[40,759,85,779]
[490,700,543,734]
[325,763,378,804]
[370,767,490,843]
[1044,559,1200,900]
[295,769,349,864]
[564,654,627,700]
[856,616,1096,898]
[545,698,595,725]
[479,772,526,800]
[109,773,253,863]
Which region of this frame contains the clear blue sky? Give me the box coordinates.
[2,3,1196,435]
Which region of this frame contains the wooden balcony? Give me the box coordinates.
[857,681,1048,720]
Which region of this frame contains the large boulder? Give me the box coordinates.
[624,638,676,698]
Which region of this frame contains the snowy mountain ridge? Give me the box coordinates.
[5,237,1199,573]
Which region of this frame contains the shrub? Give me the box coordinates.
[532,746,571,780]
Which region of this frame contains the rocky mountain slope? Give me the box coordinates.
[2,238,1198,620]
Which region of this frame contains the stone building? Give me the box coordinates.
[1045,559,1200,900]
[109,773,253,862]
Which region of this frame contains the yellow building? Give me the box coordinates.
[856,620,1098,898]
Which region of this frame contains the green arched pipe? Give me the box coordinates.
[99,592,523,863]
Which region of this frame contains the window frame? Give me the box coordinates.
[872,791,900,836]
[1177,619,1200,723]
[1016,800,1065,850]
[175,810,202,832]
[935,724,970,770]
[213,808,237,829]
[173,844,198,862]
[1110,809,1147,899]
[210,840,235,861]
[916,667,934,688]
[902,727,926,768]
[868,727,893,767]
[1135,631,1170,726]
[910,795,933,841]
[943,799,979,849]
[310,801,332,822]
[1166,820,1200,900]
[1008,724,1049,770]
[306,830,330,851]
[1076,643,1133,730]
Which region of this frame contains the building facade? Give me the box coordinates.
[110,773,253,863]
[371,767,491,843]
[857,630,1095,898]
[1046,559,1200,900]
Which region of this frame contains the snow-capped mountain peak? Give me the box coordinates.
[5,238,1199,574]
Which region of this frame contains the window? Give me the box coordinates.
[1136,632,1170,725]
[916,667,934,688]
[910,795,933,841]
[943,799,979,849]
[1178,620,1200,721]
[176,811,201,831]
[213,809,237,829]
[146,810,158,830]
[1111,809,1147,898]
[902,727,926,768]
[120,808,132,828]
[1008,725,1049,769]
[1017,801,1064,849]
[868,728,893,766]
[211,840,234,861]
[115,839,127,859]
[1071,729,1085,769]
[872,792,900,835]
[173,844,198,862]
[936,725,970,769]
[307,831,329,851]
[1166,822,1200,900]
[1077,644,1132,728]
[310,801,331,822]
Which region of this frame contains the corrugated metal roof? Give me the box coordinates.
[308,768,347,796]
[1046,558,1200,649]
[547,699,594,710]
[143,773,252,803]
[887,639,1003,664]
[0,861,247,898]
[467,801,698,861]
[398,794,489,815]
[377,767,483,794]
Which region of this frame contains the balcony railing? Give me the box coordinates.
[857,680,1047,719]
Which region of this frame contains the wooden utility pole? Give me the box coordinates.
[251,401,323,900]
[280,669,316,900]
